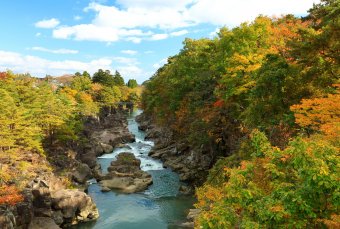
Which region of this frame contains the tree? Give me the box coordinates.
[82,71,91,79]
[35,84,75,145]
[196,131,340,228]
[0,185,23,206]
[71,73,92,92]
[97,86,122,107]
[113,70,125,86]
[92,69,115,87]
[289,0,339,96]
[127,79,138,88]
[0,89,42,151]
[291,84,340,138]
[242,54,299,129]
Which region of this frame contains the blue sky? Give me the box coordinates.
[0,0,319,83]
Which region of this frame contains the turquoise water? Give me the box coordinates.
[73,110,194,229]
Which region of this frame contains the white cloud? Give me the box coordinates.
[117,65,143,80]
[170,30,189,37]
[152,58,168,69]
[150,33,168,41]
[53,24,120,42]
[53,24,152,42]
[35,32,41,37]
[35,18,60,29]
[46,0,318,43]
[187,0,320,27]
[30,46,79,54]
[85,2,194,29]
[0,50,113,76]
[126,37,142,43]
[74,15,82,21]
[121,50,138,55]
[209,28,220,38]
[115,0,195,9]
[144,50,154,54]
[112,56,139,65]
[0,50,149,82]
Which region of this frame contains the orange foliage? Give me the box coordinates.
[0,72,7,80]
[0,185,23,206]
[213,99,224,108]
[91,83,103,92]
[320,214,340,229]
[291,85,340,138]
[270,17,311,58]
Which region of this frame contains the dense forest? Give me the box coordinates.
[141,0,339,228]
[0,0,339,228]
[0,70,140,205]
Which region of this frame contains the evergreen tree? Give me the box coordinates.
[92,69,115,87]
[127,79,138,88]
[113,70,125,86]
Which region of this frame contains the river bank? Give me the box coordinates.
[73,109,195,229]
[136,113,213,187]
[0,108,135,229]
[0,109,196,229]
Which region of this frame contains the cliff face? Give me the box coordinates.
[46,108,135,185]
[0,178,99,229]
[136,113,213,186]
[0,109,135,228]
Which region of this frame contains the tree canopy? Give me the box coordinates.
[141,1,339,227]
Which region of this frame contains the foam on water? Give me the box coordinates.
[98,110,162,172]
[74,110,194,229]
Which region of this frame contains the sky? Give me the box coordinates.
[0,0,319,83]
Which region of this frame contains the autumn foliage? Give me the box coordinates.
[291,85,340,139]
[141,0,339,228]
[196,131,340,228]
[0,70,141,207]
[0,185,23,206]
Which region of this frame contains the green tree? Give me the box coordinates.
[113,70,125,86]
[82,71,91,79]
[0,89,41,151]
[92,69,115,87]
[196,132,340,228]
[97,86,122,107]
[71,73,92,92]
[127,79,138,88]
[34,84,75,145]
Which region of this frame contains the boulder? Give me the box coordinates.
[72,163,92,184]
[22,178,99,227]
[91,129,134,148]
[101,186,111,192]
[179,185,194,195]
[100,143,113,154]
[15,189,34,227]
[51,189,99,225]
[187,209,201,221]
[0,207,16,229]
[99,153,153,193]
[31,181,52,218]
[28,217,60,229]
[100,176,152,193]
[51,211,63,226]
[79,152,97,169]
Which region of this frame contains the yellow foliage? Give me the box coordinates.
[291,85,340,140]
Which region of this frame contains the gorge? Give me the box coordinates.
[74,109,195,229]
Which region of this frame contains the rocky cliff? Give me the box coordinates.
[0,108,135,228]
[0,177,99,229]
[136,113,213,187]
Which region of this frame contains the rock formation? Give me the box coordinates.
[99,152,153,193]
[136,114,212,186]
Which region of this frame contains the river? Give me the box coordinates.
[73,110,195,229]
